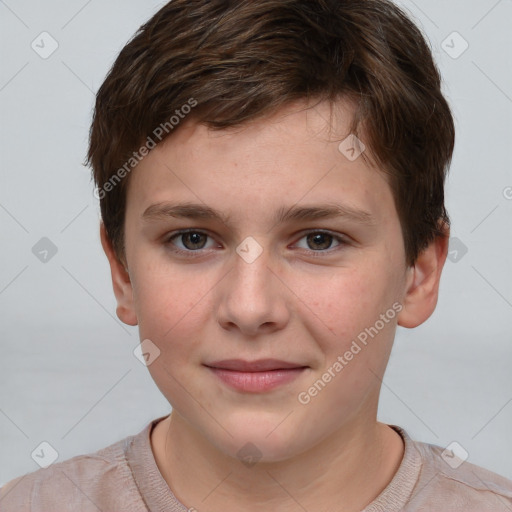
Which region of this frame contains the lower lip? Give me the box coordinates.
[207,367,307,392]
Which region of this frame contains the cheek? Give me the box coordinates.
[130,256,210,355]
[133,265,211,405]
[300,260,399,357]
[306,269,379,330]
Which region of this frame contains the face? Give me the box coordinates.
[110,98,427,462]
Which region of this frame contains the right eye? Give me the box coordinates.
[164,229,219,254]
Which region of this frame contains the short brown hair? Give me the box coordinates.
[87,0,454,267]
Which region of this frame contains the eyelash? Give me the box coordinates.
[163,229,349,259]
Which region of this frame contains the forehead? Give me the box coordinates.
[126,99,395,224]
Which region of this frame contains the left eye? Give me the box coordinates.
[295,231,343,251]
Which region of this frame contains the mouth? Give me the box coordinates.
[204,359,309,392]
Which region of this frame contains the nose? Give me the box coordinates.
[215,245,290,337]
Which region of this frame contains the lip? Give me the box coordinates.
[204,359,309,393]
[205,359,307,372]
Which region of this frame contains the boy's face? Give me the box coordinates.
[106,98,441,462]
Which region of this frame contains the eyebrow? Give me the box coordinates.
[141,201,377,227]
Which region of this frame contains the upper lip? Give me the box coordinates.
[205,359,308,372]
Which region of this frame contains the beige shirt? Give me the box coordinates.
[1,414,511,511]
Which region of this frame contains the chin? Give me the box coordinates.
[211,414,310,465]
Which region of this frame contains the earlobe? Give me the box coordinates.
[99,222,138,326]
[397,224,450,329]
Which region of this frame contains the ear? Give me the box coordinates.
[397,223,450,328]
[99,222,138,326]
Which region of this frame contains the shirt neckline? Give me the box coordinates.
[361,425,423,511]
[125,416,423,512]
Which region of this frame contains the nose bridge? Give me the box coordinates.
[230,234,272,292]
[216,241,289,335]
[233,248,271,296]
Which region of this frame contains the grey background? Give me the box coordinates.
[1,0,511,488]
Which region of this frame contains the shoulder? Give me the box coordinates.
[407,436,512,511]
[0,433,144,512]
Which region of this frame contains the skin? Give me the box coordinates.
[101,98,449,512]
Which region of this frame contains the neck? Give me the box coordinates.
[151,411,404,512]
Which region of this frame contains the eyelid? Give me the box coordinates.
[292,228,349,244]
